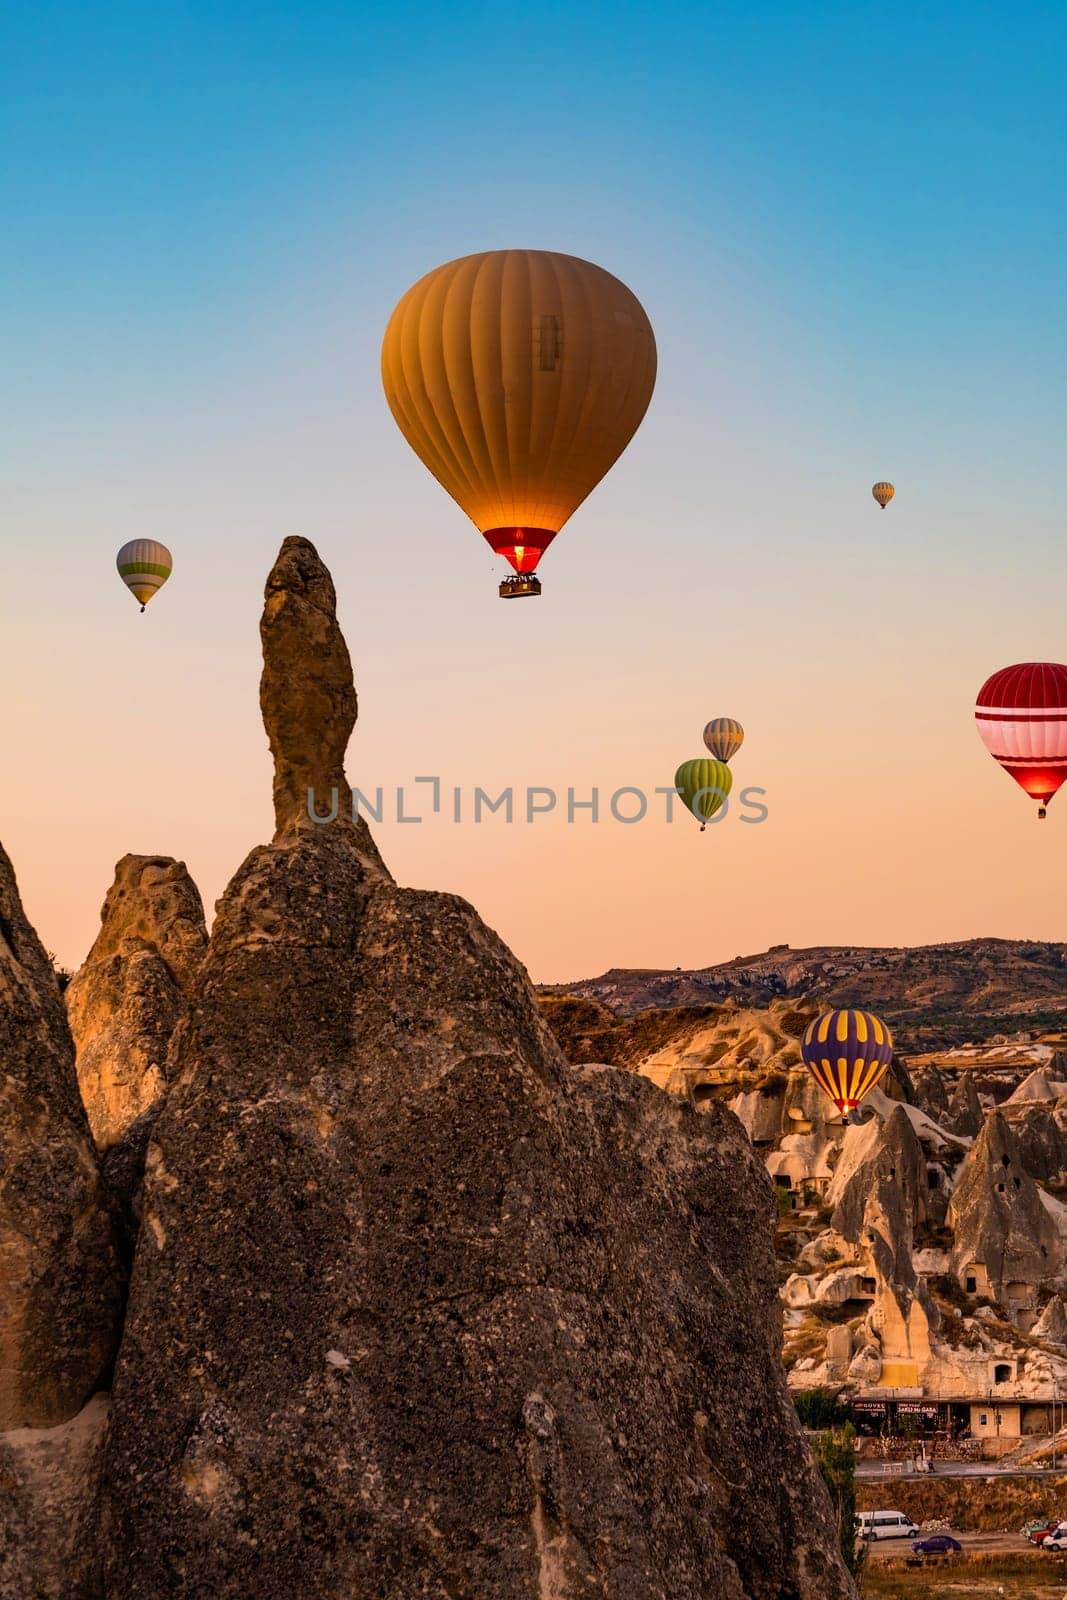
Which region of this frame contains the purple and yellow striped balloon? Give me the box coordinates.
[800,1007,893,1118]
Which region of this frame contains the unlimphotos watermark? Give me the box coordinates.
[307,779,769,826]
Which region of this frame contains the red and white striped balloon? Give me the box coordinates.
[975,662,1067,818]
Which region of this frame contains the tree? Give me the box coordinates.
[793,1387,848,1429]
[811,1423,862,1576]
[46,952,72,994]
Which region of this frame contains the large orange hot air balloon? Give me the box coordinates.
[381,250,657,597]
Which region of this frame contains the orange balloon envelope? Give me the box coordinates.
[381,250,657,594]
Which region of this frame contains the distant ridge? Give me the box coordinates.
[540,938,1067,1049]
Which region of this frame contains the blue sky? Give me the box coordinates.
[2,1,1066,975]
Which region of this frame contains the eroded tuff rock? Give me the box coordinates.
[1033,1295,1067,1346]
[66,854,207,1150]
[0,1394,109,1600]
[828,1107,937,1379]
[908,1061,949,1119]
[0,843,122,1434]
[101,538,855,1600]
[1006,1068,1056,1104]
[949,1112,1063,1310]
[947,1072,983,1137]
[1005,1104,1067,1185]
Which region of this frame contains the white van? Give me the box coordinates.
[855,1510,920,1541]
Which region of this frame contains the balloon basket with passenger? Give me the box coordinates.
[499,575,542,599]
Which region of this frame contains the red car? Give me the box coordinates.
[1029,1522,1066,1545]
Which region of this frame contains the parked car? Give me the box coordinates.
[911,1535,962,1556]
[855,1511,921,1541]
[1030,1521,1067,1544]
[1043,1531,1067,1552]
[1023,1518,1052,1539]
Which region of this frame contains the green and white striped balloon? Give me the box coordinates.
[116,540,173,611]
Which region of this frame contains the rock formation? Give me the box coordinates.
[948,1112,1063,1316]
[0,841,122,1433]
[829,1106,929,1239]
[908,1061,949,1119]
[947,1072,983,1137]
[828,1106,937,1383]
[66,854,207,1150]
[100,538,855,1600]
[1033,1295,1067,1346]
[1005,1104,1067,1186]
[1010,1068,1058,1103]
[0,1394,110,1600]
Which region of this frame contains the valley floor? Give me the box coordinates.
[864,1552,1067,1598]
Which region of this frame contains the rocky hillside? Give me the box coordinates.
[0,539,857,1600]
[551,985,1067,1432]
[542,940,1067,1049]
[539,994,821,1104]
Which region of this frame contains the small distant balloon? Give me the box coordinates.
[975,661,1067,819]
[800,1008,894,1120]
[117,540,172,613]
[872,481,895,510]
[675,757,731,831]
[703,718,744,764]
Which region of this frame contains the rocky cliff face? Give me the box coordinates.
[99,537,855,1600]
[66,855,207,1150]
[0,844,122,1435]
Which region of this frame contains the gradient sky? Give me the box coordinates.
[2,0,1066,980]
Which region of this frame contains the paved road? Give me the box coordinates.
[866,1528,1067,1562]
[858,1462,1067,1480]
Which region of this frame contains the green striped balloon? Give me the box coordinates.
[675,758,732,828]
[117,539,173,612]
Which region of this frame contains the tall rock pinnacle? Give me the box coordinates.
[101,539,855,1600]
[260,535,358,838]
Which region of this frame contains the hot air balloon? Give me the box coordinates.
[800,1008,893,1122]
[872,481,895,510]
[975,662,1067,819]
[116,540,172,612]
[381,250,657,598]
[703,718,744,764]
[675,758,731,830]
